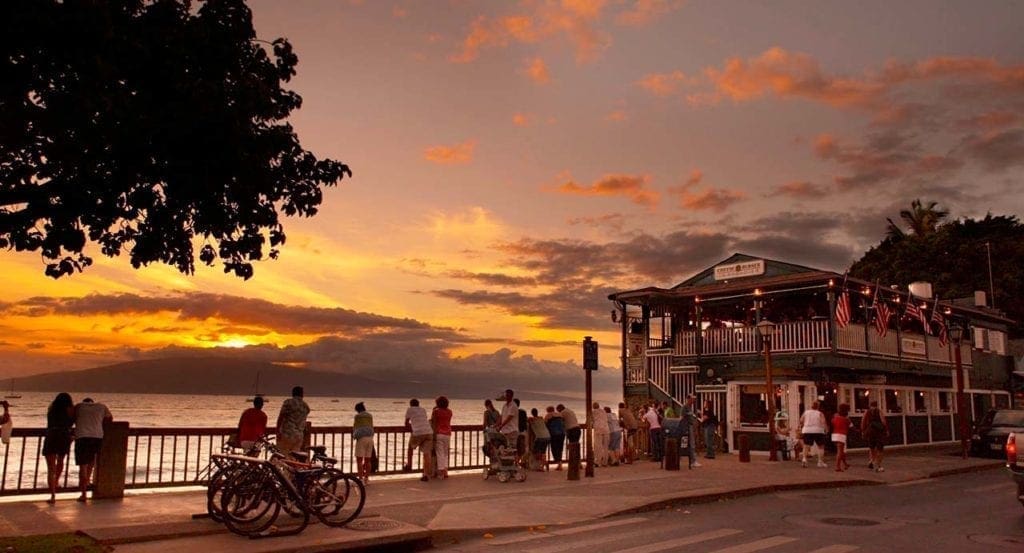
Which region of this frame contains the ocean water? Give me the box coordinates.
[2,391,618,429]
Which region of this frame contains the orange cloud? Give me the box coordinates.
[668,170,745,212]
[616,0,684,26]
[636,70,690,97]
[450,2,610,64]
[512,113,533,127]
[523,57,551,84]
[556,173,659,207]
[423,140,476,165]
[392,6,408,18]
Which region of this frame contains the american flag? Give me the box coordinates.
[904,301,928,331]
[874,295,891,337]
[835,291,851,329]
[931,299,948,346]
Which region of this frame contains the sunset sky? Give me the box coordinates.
[2,1,1023,393]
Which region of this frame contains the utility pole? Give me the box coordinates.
[985,242,995,309]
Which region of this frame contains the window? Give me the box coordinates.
[937,391,952,413]
[884,389,903,413]
[739,385,769,426]
[912,390,928,413]
[854,388,872,412]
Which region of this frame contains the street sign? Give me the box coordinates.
[583,336,598,371]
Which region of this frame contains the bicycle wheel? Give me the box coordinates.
[219,470,281,537]
[309,471,365,527]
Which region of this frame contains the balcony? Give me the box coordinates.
[672,320,971,366]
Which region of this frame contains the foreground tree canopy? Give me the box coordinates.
[850,208,1024,336]
[0,0,351,279]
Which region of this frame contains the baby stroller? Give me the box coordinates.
[482,427,527,483]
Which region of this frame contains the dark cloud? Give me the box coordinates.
[444,270,537,286]
[2,293,445,336]
[959,129,1024,172]
[732,236,857,272]
[771,181,828,199]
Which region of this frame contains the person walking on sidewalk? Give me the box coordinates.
[860,401,889,472]
[431,396,453,479]
[700,400,719,460]
[404,399,434,481]
[73,397,112,502]
[276,386,309,456]
[682,395,701,467]
[618,402,638,464]
[799,400,828,468]
[832,403,852,472]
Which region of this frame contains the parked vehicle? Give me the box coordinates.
[970,409,1024,457]
[1007,433,1024,509]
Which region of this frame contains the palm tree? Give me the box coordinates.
[886,199,949,239]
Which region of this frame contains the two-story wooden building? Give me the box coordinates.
[608,253,1015,454]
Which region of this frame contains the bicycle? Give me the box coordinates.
[692,419,725,455]
[200,435,277,523]
[216,446,365,538]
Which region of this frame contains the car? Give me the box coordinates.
[970,409,1024,457]
[1007,433,1024,509]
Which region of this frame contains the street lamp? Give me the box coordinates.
[756,319,779,461]
[950,321,968,459]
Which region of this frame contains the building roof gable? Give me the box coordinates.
[672,253,825,290]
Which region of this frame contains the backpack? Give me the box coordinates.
[867,410,886,433]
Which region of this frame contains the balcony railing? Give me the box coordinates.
[668,321,970,365]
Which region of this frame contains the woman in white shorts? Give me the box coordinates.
[831,403,852,472]
[353,402,374,484]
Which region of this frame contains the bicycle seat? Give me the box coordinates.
[310,445,326,456]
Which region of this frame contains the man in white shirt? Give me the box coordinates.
[495,389,519,448]
[404,398,434,481]
[643,404,663,462]
[74,397,112,502]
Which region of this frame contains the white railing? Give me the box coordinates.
[772,319,829,352]
[702,327,758,355]
[926,335,950,363]
[675,332,697,356]
[647,350,673,393]
[627,355,645,384]
[837,323,866,352]
[867,329,900,357]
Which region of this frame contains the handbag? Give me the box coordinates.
[370,447,380,474]
[1,417,12,445]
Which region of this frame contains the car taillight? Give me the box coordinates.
[1008,433,1018,466]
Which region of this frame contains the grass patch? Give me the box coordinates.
[0,532,108,553]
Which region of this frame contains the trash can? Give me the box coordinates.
[662,417,692,469]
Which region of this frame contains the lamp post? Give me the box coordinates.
[756,320,778,461]
[950,322,968,459]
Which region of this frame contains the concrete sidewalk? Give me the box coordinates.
[0,445,1004,551]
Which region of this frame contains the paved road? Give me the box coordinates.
[438,470,1024,552]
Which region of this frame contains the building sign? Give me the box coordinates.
[583,337,599,371]
[713,259,765,281]
[670,365,698,374]
[901,337,926,356]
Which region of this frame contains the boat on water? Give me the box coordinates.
[4,379,21,399]
[245,372,268,403]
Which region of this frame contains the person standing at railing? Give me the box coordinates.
[431,396,452,479]
[43,393,75,504]
[528,408,551,471]
[558,404,581,447]
[73,397,112,502]
[591,402,610,468]
[276,386,309,456]
[544,405,565,471]
[605,406,622,466]
[353,402,374,485]
[403,399,434,482]
[236,396,267,455]
[643,404,663,462]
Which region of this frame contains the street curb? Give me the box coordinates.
[925,461,1004,479]
[427,478,882,547]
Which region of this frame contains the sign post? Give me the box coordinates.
[583,336,598,478]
